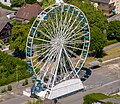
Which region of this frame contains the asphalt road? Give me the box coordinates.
[59,79,120,104]
[59,59,120,104]
[0,95,33,104]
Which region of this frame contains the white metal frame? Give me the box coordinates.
[26,0,90,99]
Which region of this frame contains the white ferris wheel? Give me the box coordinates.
[26,0,90,99]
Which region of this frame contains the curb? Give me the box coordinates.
[103,57,120,64]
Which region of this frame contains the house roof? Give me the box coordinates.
[91,0,110,3]
[0,9,10,32]
[16,3,43,21]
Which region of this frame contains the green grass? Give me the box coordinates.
[83,93,109,104]
[26,99,42,104]
[111,94,120,100]
[84,42,120,67]
[103,47,120,61]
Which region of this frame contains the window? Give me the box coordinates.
[4,0,7,2]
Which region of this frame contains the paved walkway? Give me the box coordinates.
[103,42,120,51]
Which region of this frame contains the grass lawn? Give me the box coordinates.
[84,42,120,67]
[111,94,120,100]
[103,47,120,61]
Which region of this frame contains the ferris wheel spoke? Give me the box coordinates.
[63,48,74,70]
[59,5,64,31]
[63,6,70,27]
[38,50,58,85]
[42,52,58,82]
[62,8,74,34]
[51,48,62,87]
[64,13,80,39]
[47,49,62,87]
[32,46,53,64]
[67,32,87,42]
[66,24,88,40]
[75,24,88,34]
[65,45,84,51]
[55,8,59,28]
[47,55,58,88]
[41,51,58,82]
[65,22,81,39]
[63,47,80,79]
[34,47,57,71]
[49,14,57,35]
[65,47,79,58]
[34,37,50,43]
[41,24,54,39]
[32,47,51,64]
[34,45,51,54]
[33,43,50,49]
[66,40,85,45]
[37,29,51,39]
[42,22,56,38]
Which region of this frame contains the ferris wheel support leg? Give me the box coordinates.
[49,48,63,97]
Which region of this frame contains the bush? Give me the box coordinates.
[7,85,12,91]
[25,79,28,85]
[105,40,118,46]
[1,88,7,93]
[26,99,42,104]
[97,58,102,62]
[22,79,28,86]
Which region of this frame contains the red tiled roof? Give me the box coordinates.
[16,3,43,20]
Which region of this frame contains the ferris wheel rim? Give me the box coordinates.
[26,2,90,87]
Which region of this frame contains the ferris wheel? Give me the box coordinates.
[26,0,90,99]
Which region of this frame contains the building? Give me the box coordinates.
[91,0,120,17]
[0,0,11,7]
[15,3,42,22]
[0,9,12,43]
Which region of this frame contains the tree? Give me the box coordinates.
[0,51,30,86]
[42,0,55,8]
[11,0,24,7]
[90,26,106,57]
[25,0,37,4]
[7,85,12,91]
[10,22,30,57]
[107,20,120,41]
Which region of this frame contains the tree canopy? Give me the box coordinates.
[90,26,106,57]
[11,0,37,7]
[0,51,30,86]
[107,20,120,41]
[10,22,30,52]
[11,0,24,7]
[25,0,37,4]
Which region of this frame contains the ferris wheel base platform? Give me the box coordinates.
[23,79,84,99]
[48,78,84,99]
